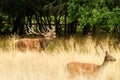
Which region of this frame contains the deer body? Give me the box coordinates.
[14,27,56,51]
[68,62,98,75]
[15,38,50,51]
[67,52,116,77]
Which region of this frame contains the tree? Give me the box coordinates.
[67,0,120,38]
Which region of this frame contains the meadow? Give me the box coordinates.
[0,35,119,80]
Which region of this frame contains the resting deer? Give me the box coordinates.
[67,51,116,77]
[14,27,56,51]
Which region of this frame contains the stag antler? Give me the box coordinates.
[26,27,40,35]
[26,26,54,36]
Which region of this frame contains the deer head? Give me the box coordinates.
[104,51,116,61]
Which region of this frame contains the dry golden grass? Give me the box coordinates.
[0,35,119,80]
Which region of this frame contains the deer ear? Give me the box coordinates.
[106,51,108,54]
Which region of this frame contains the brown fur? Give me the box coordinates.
[67,52,116,77]
[68,62,98,76]
[14,29,56,51]
[15,38,49,51]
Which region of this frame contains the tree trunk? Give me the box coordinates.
[82,23,91,36]
[112,24,120,38]
[68,20,77,35]
[18,16,25,35]
[55,16,62,37]
[92,23,101,37]
[64,4,68,36]
[12,14,25,35]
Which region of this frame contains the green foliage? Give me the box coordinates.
[67,0,80,23]
[0,13,4,24]
[111,7,120,26]
[67,0,120,34]
[0,13,13,34]
[0,25,13,34]
[0,0,120,37]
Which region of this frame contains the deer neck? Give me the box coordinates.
[41,37,50,43]
[97,58,108,71]
[39,38,50,50]
[44,37,50,40]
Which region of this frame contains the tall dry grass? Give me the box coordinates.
[0,35,119,80]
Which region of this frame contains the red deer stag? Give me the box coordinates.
[67,51,116,78]
[14,27,56,51]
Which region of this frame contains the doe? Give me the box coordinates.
[67,51,116,77]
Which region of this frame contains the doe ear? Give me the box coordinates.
[105,51,109,56]
[106,51,108,54]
